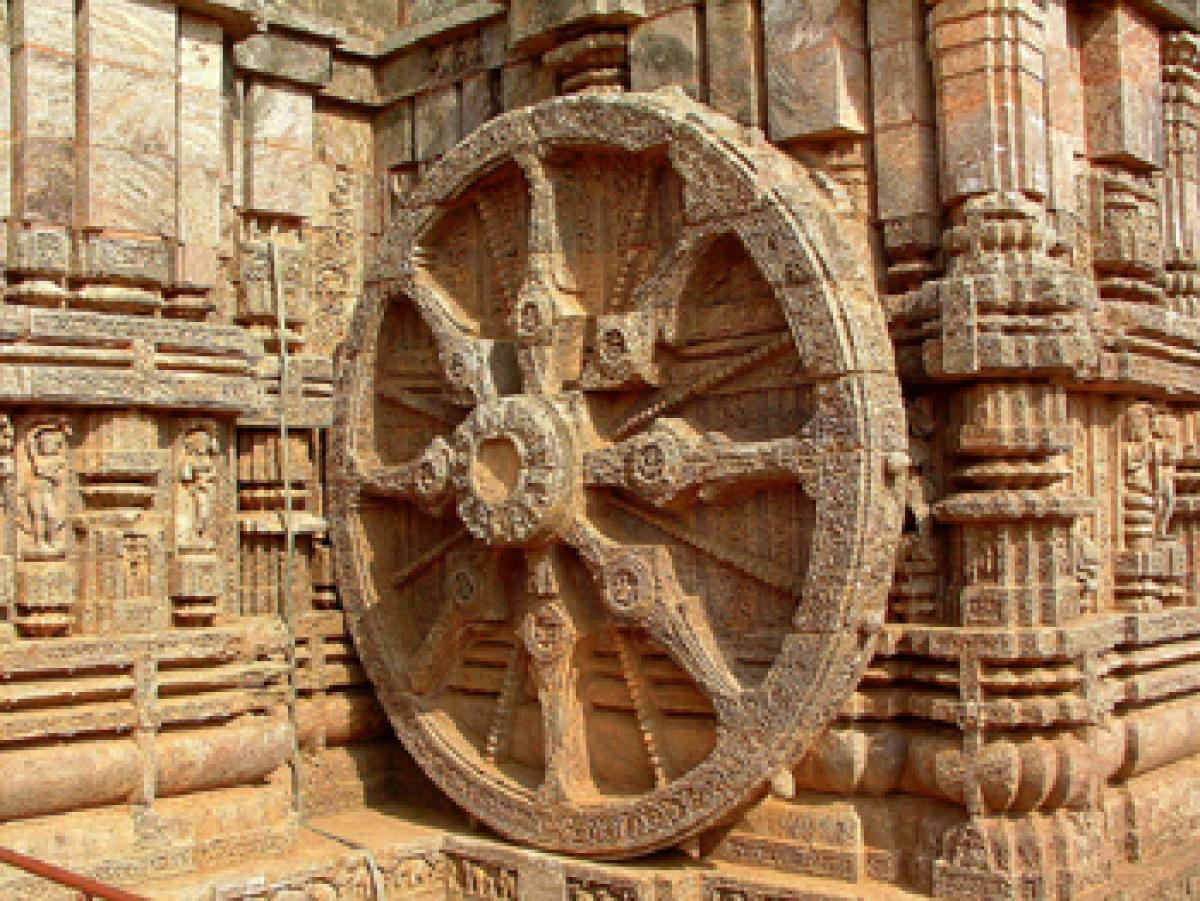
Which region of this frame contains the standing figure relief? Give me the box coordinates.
[21,422,71,557]
[179,426,220,550]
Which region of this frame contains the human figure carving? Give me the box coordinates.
[22,423,70,555]
[1153,413,1179,540]
[1123,404,1157,552]
[179,427,219,549]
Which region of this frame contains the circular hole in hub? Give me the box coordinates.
[474,437,522,505]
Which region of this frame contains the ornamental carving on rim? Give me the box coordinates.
[331,90,905,858]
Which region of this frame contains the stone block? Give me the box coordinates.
[869,33,934,130]
[175,242,221,290]
[17,560,75,606]
[233,31,332,88]
[82,0,176,74]
[873,125,940,226]
[415,84,460,162]
[247,81,314,152]
[13,49,75,141]
[171,554,223,599]
[179,89,222,173]
[81,234,171,285]
[928,0,1049,202]
[180,15,224,94]
[509,0,646,49]
[82,64,176,158]
[246,82,314,217]
[376,100,414,170]
[82,145,176,236]
[316,109,373,173]
[461,71,501,137]
[9,225,70,275]
[1044,0,1087,218]
[501,59,555,111]
[1082,1,1164,168]
[14,137,75,223]
[629,7,702,98]
[706,0,762,127]
[12,0,74,53]
[764,0,868,141]
[246,145,313,218]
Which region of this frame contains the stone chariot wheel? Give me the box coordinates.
[332,90,905,858]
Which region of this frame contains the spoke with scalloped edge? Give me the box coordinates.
[612,332,793,441]
[562,518,742,719]
[604,494,799,598]
[625,228,706,328]
[613,630,672,788]
[522,548,593,804]
[484,642,526,765]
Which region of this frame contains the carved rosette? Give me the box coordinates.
[332,91,904,857]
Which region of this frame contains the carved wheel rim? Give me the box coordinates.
[332,91,904,857]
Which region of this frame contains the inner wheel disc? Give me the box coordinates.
[331,90,905,858]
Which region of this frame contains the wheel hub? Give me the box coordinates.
[450,395,578,547]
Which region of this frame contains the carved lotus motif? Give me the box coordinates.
[332,91,904,857]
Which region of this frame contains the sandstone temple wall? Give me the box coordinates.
[5,1,1200,899]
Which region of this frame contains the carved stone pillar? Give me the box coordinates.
[937,383,1091,627]
[925,0,1096,378]
[76,411,167,634]
[1082,2,1166,307]
[1163,32,1200,316]
[869,0,941,294]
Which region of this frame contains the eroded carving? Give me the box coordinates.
[332,90,903,857]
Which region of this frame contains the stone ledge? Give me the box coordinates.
[377,2,507,58]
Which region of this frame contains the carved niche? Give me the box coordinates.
[331,92,904,857]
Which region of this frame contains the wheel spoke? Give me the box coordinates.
[604,494,800,598]
[585,419,823,508]
[512,153,586,396]
[356,435,454,512]
[626,228,708,338]
[391,527,469,591]
[484,642,526,765]
[521,548,592,803]
[406,546,510,695]
[613,630,672,788]
[612,332,793,440]
[406,595,470,694]
[376,385,460,427]
[563,519,741,714]
[409,274,516,404]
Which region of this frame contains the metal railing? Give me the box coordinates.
[0,846,150,900]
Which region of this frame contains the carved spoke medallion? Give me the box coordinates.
[332,91,905,857]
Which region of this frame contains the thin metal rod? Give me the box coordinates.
[0,846,149,901]
[270,235,388,899]
[270,233,304,817]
